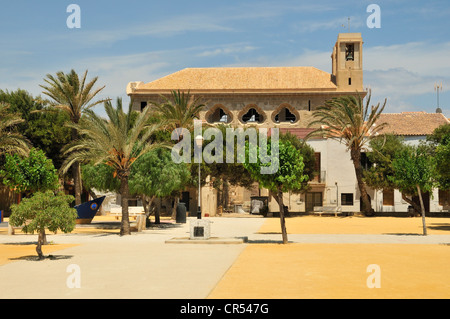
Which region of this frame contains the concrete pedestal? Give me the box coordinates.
[189,219,212,240]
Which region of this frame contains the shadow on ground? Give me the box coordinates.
[247,239,291,244]
[428,223,450,232]
[9,254,73,262]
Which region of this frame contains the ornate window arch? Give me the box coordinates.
[271,103,299,124]
[205,104,233,124]
[238,104,266,124]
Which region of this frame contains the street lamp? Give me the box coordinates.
[195,135,203,219]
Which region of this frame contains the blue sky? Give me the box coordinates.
[1,0,449,117]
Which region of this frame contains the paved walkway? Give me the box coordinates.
[1,216,450,298]
[0,217,265,298]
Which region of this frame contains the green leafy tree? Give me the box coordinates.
[362,134,425,212]
[244,139,309,244]
[308,92,387,216]
[434,143,450,190]
[0,102,30,157]
[364,135,427,213]
[427,123,450,145]
[129,147,191,224]
[0,89,71,169]
[40,69,107,205]
[390,145,435,235]
[1,148,58,196]
[61,98,166,236]
[9,191,77,259]
[364,134,404,189]
[279,132,316,190]
[81,162,121,198]
[427,124,450,190]
[203,124,256,210]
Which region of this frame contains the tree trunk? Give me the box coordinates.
[155,200,161,224]
[416,185,427,236]
[223,179,229,209]
[120,176,131,236]
[171,195,179,221]
[36,229,46,260]
[88,189,98,199]
[72,163,82,205]
[351,148,373,216]
[401,193,421,216]
[216,182,222,209]
[142,195,155,226]
[58,176,65,194]
[277,185,288,244]
[71,128,82,205]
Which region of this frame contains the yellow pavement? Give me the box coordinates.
[208,216,450,299]
[257,215,450,235]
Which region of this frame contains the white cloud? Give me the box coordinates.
[361,42,450,114]
[197,44,258,58]
[293,16,364,33]
[51,15,234,47]
[364,41,450,77]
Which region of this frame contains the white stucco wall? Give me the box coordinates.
[308,135,444,214]
[264,134,445,215]
[308,138,365,213]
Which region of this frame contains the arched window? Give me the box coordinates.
[242,108,262,123]
[272,104,299,124]
[238,104,266,124]
[205,105,232,124]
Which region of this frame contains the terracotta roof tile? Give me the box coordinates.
[279,128,316,139]
[376,112,449,136]
[133,67,337,93]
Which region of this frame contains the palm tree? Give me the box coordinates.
[150,90,205,141]
[307,91,387,216]
[40,69,108,205]
[60,98,166,235]
[0,102,30,156]
[149,90,205,217]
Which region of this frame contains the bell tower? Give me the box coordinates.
[331,33,363,92]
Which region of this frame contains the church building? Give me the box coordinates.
[125,33,375,216]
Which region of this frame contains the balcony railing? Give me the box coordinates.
[311,170,326,183]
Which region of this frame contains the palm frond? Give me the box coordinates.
[61,98,166,178]
[307,91,387,151]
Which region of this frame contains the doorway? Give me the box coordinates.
[306,192,323,212]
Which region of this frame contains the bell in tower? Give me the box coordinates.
[331,33,363,92]
[345,44,354,61]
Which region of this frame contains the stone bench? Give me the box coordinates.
[110,206,145,220]
[313,206,342,217]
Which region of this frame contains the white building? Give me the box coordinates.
[369,112,449,214]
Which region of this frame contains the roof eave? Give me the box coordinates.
[126,88,368,96]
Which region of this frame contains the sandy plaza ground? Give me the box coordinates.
[0,214,450,299]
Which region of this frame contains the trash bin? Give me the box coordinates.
[407,205,415,216]
[176,202,187,223]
